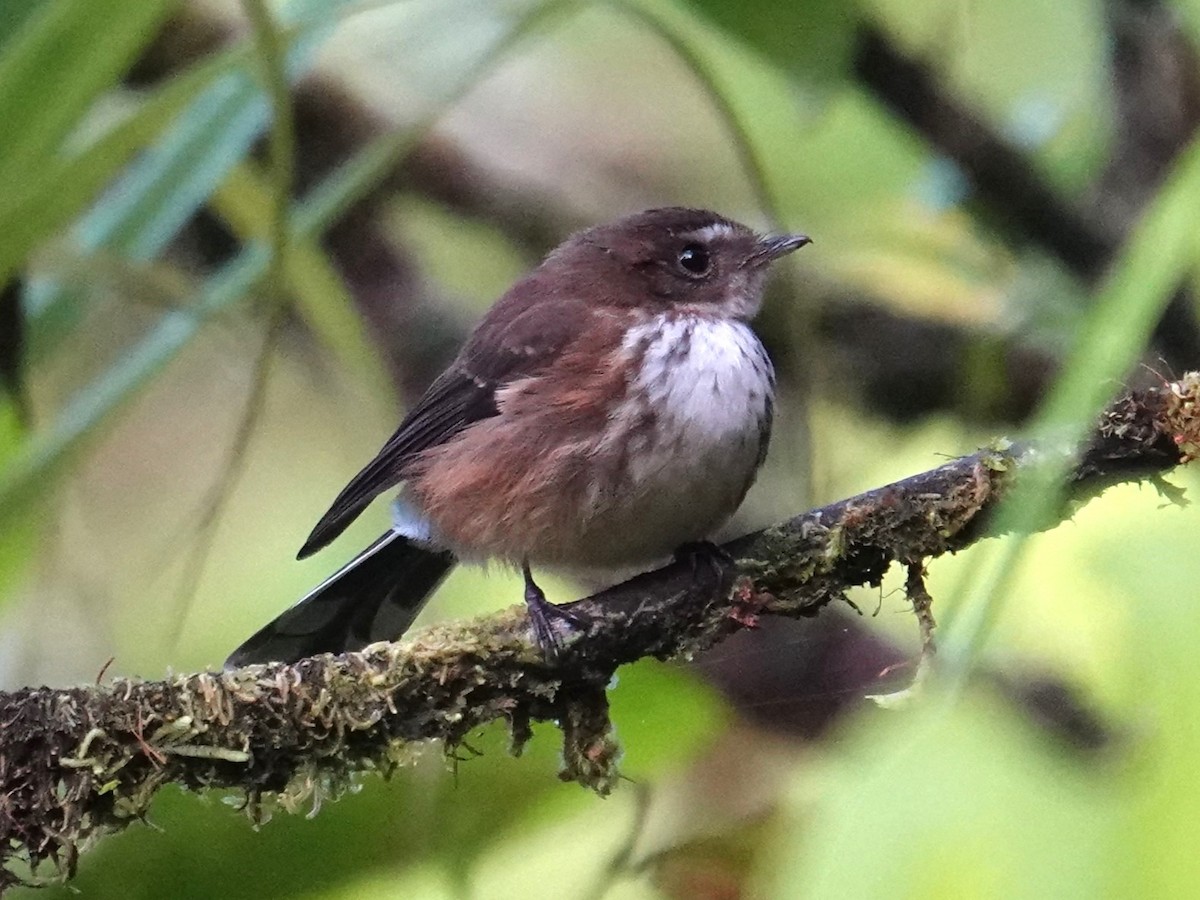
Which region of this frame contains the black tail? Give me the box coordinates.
[225,532,455,667]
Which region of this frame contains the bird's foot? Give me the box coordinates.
[673,540,734,587]
[523,564,584,661]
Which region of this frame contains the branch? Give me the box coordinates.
[852,23,1113,277]
[3,375,1198,889]
[852,22,1200,364]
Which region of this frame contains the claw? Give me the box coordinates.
[673,540,734,585]
[522,561,584,660]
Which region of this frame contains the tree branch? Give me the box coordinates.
[852,23,1113,277]
[2,374,1198,890]
[852,22,1200,365]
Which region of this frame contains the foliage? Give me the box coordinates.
[1,0,1198,897]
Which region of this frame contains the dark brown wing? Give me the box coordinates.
[297,293,593,558]
[296,369,495,558]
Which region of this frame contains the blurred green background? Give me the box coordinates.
[2,0,1200,896]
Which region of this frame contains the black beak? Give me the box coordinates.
[748,232,812,266]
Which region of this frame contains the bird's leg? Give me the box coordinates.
[673,540,734,587]
[522,560,584,659]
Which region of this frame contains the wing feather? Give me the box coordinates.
[297,370,495,557]
[297,295,594,558]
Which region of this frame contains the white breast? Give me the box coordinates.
[576,314,774,567]
[629,315,774,450]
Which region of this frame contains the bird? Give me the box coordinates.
[225,207,809,667]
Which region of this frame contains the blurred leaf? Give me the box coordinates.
[1181,0,1200,51]
[395,197,530,308]
[211,163,393,400]
[0,40,245,299]
[0,247,264,535]
[763,474,1200,898]
[608,660,727,775]
[765,695,1111,899]
[826,205,1015,324]
[242,0,297,324]
[602,0,918,239]
[23,0,356,358]
[0,279,26,422]
[27,721,578,899]
[294,0,575,234]
[940,131,1200,681]
[603,0,785,224]
[0,0,565,542]
[682,0,860,90]
[0,0,179,191]
[1090,493,1200,896]
[467,788,660,900]
[0,0,40,44]
[0,396,35,615]
[1037,138,1200,430]
[317,865,454,900]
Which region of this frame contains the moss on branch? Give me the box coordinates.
[1,373,1197,891]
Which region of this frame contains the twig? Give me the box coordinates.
[852,22,1112,277]
[852,22,1200,363]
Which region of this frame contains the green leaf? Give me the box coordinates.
[211,163,392,400]
[0,0,180,190]
[0,248,264,535]
[0,398,36,614]
[766,695,1111,898]
[23,0,356,359]
[0,0,40,45]
[681,0,860,88]
[0,41,245,294]
[0,0,566,538]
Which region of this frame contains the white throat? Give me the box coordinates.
[626,314,775,445]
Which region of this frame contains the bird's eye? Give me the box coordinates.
[677,243,711,276]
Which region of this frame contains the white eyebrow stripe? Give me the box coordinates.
[684,222,735,243]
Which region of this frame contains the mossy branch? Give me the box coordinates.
[2,374,1198,890]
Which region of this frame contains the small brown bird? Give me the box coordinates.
[226,207,809,666]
